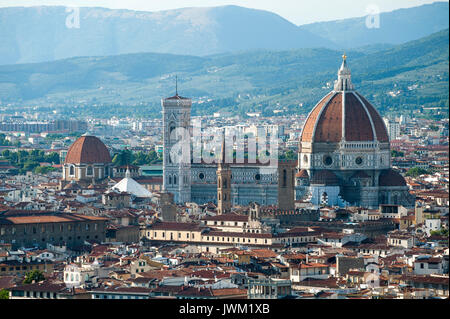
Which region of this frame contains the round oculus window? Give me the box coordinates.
[323,155,333,166]
[255,174,261,181]
[199,173,205,180]
[355,157,363,165]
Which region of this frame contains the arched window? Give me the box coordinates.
[69,165,75,176]
[321,192,329,206]
[393,194,398,205]
[168,176,172,185]
[87,166,93,176]
[169,122,176,143]
[173,175,177,185]
[223,178,227,189]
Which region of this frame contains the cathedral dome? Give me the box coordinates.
[65,135,111,164]
[379,169,407,187]
[301,56,389,144]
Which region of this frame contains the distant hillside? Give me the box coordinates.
[300,2,449,48]
[0,3,449,65]
[0,5,331,65]
[0,29,447,120]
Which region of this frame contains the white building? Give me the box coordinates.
[387,232,415,249]
[424,218,441,236]
[290,263,331,282]
[383,118,401,141]
[413,256,444,275]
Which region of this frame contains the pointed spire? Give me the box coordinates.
[340,53,348,71]
[219,128,226,166]
[334,54,354,91]
[125,166,131,178]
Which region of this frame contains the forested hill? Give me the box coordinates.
[0,29,447,120]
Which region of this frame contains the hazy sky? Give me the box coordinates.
[0,0,447,25]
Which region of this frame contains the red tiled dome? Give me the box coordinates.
[310,170,339,185]
[301,92,388,143]
[300,58,389,144]
[65,136,111,164]
[379,169,407,187]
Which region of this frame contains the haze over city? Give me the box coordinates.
[0,0,447,25]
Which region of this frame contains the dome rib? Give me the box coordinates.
[314,93,343,143]
[344,93,374,141]
[355,93,389,143]
[301,92,335,143]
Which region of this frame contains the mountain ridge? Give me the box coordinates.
[300,1,449,48]
[0,2,449,65]
[0,29,447,120]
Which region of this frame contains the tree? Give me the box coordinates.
[0,133,11,146]
[0,289,9,299]
[391,150,404,158]
[112,149,133,166]
[279,149,297,161]
[34,166,57,175]
[133,151,150,166]
[428,124,439,131]
[430,228,449,237]
[1,149,10,157]
[406,167,430,177]
[23,270,45,284]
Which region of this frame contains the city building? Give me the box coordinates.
[0,210,108,249]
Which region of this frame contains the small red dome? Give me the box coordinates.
[65,136,111,164]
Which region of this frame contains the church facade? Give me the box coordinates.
[161,92,281,206]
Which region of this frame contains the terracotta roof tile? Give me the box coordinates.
[65,136,111,164]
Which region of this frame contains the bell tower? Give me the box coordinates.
[162,77,192,204]
[217,130,232,215]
